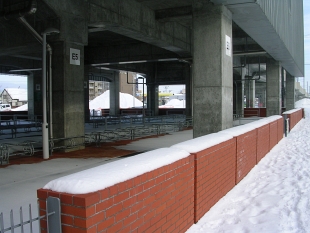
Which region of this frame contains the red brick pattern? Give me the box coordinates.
[256,124,270,163]
[269,121,278,150]
[37,115,303,233]
[193,138,236,222]
[283,109,303,131]
[277,117,284,143]
[235,130,257,184]
[38,156,195,233]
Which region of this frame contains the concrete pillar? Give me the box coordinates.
[235,67,245,116]
[192,1,233,137]
[145,64,158,116]
[185,65,192,117]
[266,59,282,116]
[256,82,266,107]
[281,68,286,108]
[249,80,256,107]
[244,78,255,107]
[286,72,295,110]
[33,72,43,116]
[84,74,90,121]
[110,71,120,116]
[52,42,85,143]
[27,73,34,116]
[147,83,159,116]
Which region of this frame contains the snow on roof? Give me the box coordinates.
[43,148,190,194]
[89,90,143,109]
[3,88,27,101]
[11,103,28,111]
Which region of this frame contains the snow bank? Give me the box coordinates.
[222,115,282,136]
[282,108,302,114]
[89,90,143,110]
[159,99,186,108]
[43,148,189,194]
[171,133,233,153]
[186,99,310,233]
[11,104,28,111]
[295,98,310,108]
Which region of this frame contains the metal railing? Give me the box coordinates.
[0,197,61,233]
[0,115,193,163]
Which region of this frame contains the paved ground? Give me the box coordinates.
[0,128,193,231]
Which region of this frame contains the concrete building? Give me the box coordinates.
[88,80,109,101]
[0,0,304,151]
[0,88,28,108]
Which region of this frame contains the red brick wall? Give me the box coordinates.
[269,121,278,150]
[283,109,303,131]
[193,138,236,222]
[277,117,284,142]
[38,116,299,233]
[38,156,195,233]
[235,129,257,184]
[256,124,270,163]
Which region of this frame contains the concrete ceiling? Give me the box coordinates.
[1,0,298,79]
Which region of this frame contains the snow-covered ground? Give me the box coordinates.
[1,98,310,232]
[44,98,310,233]
[186,98,310,233]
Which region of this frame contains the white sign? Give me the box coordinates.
[70,48,80,65]
[225,35,231,57]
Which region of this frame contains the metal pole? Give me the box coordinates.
[48,48,53,154]
[42,32,49,159]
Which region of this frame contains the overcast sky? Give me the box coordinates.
[304,0,310,90]
[0,74,27,91]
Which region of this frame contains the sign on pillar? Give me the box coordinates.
[70,48,80,65]
[226,35,231,57]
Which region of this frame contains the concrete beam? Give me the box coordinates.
[43,0,88,45]
[85,42,180,65]
[88,0,191,56]
[155,6,192,22]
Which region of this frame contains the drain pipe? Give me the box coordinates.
[17,17,55,148]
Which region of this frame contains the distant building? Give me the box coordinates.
[89,81,109,100]
[88,72,138,101]
[119,72,136,95]
[0,88,27,108]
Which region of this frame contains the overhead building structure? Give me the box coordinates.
[0,0,304,152]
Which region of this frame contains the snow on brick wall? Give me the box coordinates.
[37,115,297,233]
[38,156,195,233]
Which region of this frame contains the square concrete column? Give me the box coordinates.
[266,59,282,116]
[147,84,159,116]
[185,65,192,117]
[192,2,233,137]
[286,72,296,110]
[256,82,266,107]
[249,80,256,107]
[52,42,85,145]
[27,74,35,116]
[110,71,120,116]
[235,68,245,116]
[245,79,256,107]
